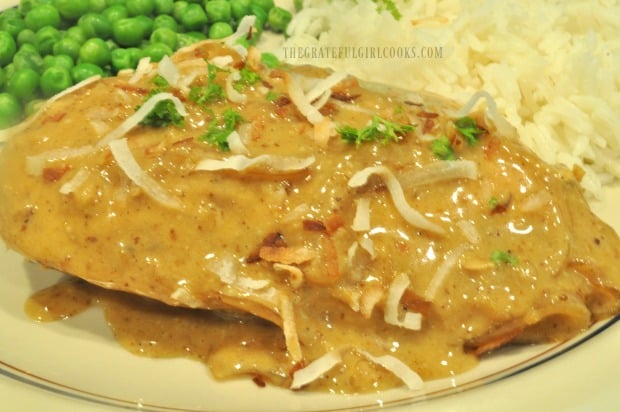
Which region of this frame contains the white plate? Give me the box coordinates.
[1,1,619,410]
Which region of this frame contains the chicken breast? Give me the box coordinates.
[1,39,619,391]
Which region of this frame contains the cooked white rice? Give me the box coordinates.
[275,0,620,198]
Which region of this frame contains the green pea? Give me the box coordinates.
[3,63,16,81]
[140,42,172,63]
[112,17,147,47]
[65,26,87,45]
[71,62,104,83]
[126,0,156,17]
[53,0,90,21]
[177,31,206,48]
[16,28,36,48]
[0,8,22,22]
[78,13,113,39]
[39,66,73,97]
[18,0,44,16]
[89,0,107,13]
[153,15,178,32]
[52,37,81,61]
[251,0,274,13]
[180,3,208,31]
[110,47,140,73]
[43,54,74,71]
[208,22,233,39]
[230,0,250,20]
[78,38,111,67]
[0,31,17,67]
[7,68,40,102]
[17,43,39,56]
[0,92,23,129]
[24,98,45,116]
[101,4,128,24]
[249,3,267,28]
[205,0,231,23]
[24,4,61,31]
[172,2,189,24]
[150,28,178,51]
[12,49,44,72]
[267,6,292,33]
[153,0,173,15]
[35,26,62,56]
[105,0,125,6]
[0,67,5,89]
[134,15,154,37]
[0,16,27,39]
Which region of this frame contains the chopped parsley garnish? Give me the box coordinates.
[431,135,456,160]
[137,78,183,128]
[199,109,245,151]
[266,91,279,102]
[454,116,485,146]
[261,52,281,69]
[189,83,225,107]
[152,75,169,88]
[139,98,185,128]
[491,250,518,266]
[189,63,226,108]
[233,66,262,91]
[338,115,414,146]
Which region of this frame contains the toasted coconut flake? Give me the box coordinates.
[209,258,236,285]
[358,236,376,260]
[226,131,249,155]
[27,146,95,176]
[452,90,516,138]
[360,282,384,318]
[290,347,423,390]
[129,57,153,84]
[273,263,304,289]
[280,294,302,362]
[59,168,90,194]
[356,350,424,390]
[236,276,270,290]
[170,286,202,308]
[195,154,315,174]
[108,138,183,210]
[348,166,444,235]
[226,70,247,104]
[210,55,234,68]
[424,245,469,301]
[385,273,422,330]
[456,219,481,244]
[306,72,348,103]
[290,349,343,390]
[259,246,317,265]
[157,55,180,87]
[99,92,187,146]
[352,197,371,231]
[399,160,479,187]
[521,191,553,212]
[313,117,333,147]
[311,90,331,110]
[286,73,324,125]
[224,15,256,59]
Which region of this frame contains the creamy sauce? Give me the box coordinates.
[26,277,474,391]
[3,40,620,392]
